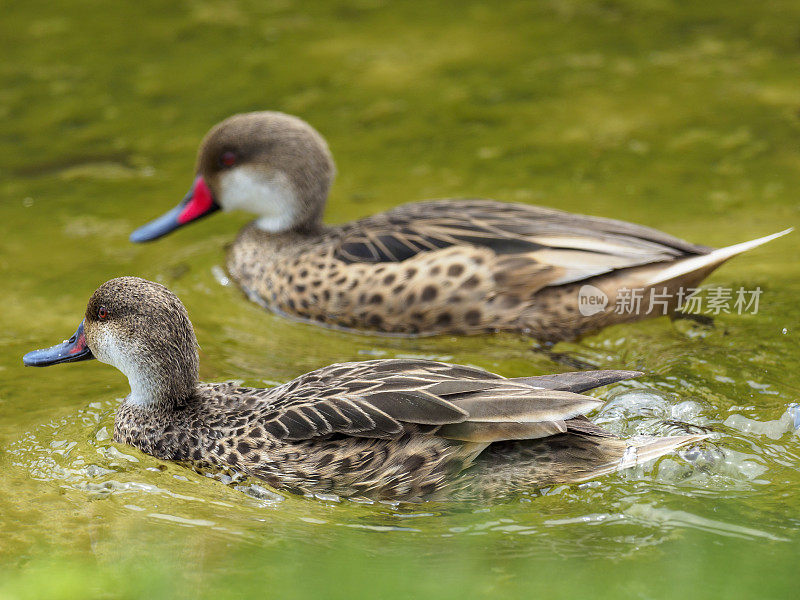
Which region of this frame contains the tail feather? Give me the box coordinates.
[644,228,792,287]
[510,369,643,393]
[572,432,710,482]
[463,430,709,496]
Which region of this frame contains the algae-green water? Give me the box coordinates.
[1,1,799,598]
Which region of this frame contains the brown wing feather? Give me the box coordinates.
[447,389,602,422]
[330,199,710,287]
[257,359,624,444]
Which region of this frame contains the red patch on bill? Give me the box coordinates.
[178,177,215,224]
[68,332,87,355]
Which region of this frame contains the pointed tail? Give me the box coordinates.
[574,432,710,482]
[644,228,793,287]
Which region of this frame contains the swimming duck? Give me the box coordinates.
[130,112,790,341]
[23,277,706,500]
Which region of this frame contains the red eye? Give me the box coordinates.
[98,306,108,320]
[220,151,237,167]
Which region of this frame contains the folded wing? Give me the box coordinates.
[331,200,711,288]
[259,360,641,444]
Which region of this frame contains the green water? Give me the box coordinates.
[2,0,799,597]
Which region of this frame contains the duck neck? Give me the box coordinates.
[244,217,326,250]
[118,349,199,411]
[124,366,195,410]
[254,203,326,237]
[246,171,328,237]
[288,217,325,236]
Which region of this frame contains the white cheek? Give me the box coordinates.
[93,329,122,368]
[218,167,298,232]
[94,330,154,407]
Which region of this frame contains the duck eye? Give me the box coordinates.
[98,306,109,320]
[220,151,237,167]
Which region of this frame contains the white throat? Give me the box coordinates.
[95,330,157,407]
[121,366,157,407]
[218,167,298,232]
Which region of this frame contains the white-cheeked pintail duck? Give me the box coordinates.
[23,277,707,501]
[130,112,790,341]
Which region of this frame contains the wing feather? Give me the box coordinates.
[255,360,630,444]
[448,389,602,422]
[329,200,710,289]
[437,420,567,442]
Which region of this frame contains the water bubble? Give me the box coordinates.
[785,403,800,432]
[211,265,230,287]
[723,405,800,439]
[235,483,283,503]
[594,389,672,434]
[671,400,705,421]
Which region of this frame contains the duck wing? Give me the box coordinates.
[331,199,710,286]
[258,359,640,443]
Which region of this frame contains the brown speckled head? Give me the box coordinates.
[83,277,199,407]
[196,111,335,233]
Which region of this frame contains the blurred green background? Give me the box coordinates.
[1,1,799,598]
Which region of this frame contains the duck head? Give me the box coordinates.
[23,277,199,407]
[130,112,335,242]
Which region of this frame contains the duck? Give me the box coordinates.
[130,112,790,342]
[23,277,707,501]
